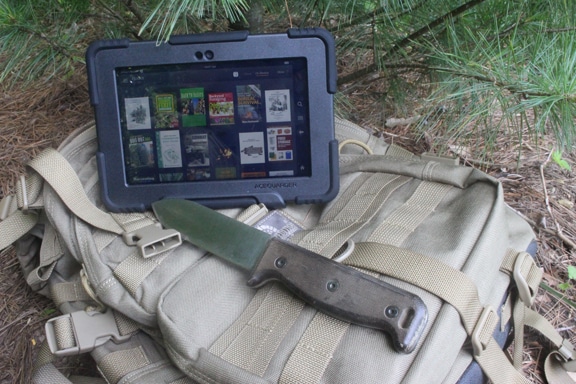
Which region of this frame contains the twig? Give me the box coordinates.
[539,149,576,250]
[284,0,293,28]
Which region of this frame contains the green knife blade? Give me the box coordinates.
[152,199,428,354]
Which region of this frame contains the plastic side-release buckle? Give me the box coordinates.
[123,223,182,258]
[471,306,498,357]
[45,310,131,356]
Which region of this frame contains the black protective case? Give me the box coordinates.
[86,29,338,212]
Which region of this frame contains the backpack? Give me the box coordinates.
[1,118,574,384]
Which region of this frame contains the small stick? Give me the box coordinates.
[539,149,576,250]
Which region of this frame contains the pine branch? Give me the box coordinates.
[122,0,145,24]
[363,59,576,103]
[329,0,427,33]
[337,0,488,86]
[92,0,142,39]
[0,2,85,86]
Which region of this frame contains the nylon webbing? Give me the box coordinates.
[386,144,417,159]
[367,182,453,244]
[345,242,530,384]
[209,284,305,376]
[112,311,141,336]
[500,249,543,305]
[97,346,150,384]
[51,282,93,307]
[293,173,410,256]
[473,338,531,384]
[212,173,410,379]
[17,171,44,210]
[347,243,493,335]
[279,315,348,384]
[0,210,38,250]
[113,249,172,296]
[52,316,77,350]
[110,211,157,234]
[280,180,452,383]
[32,341,75,384]
[26,148,124,234]
[512,295,526,368]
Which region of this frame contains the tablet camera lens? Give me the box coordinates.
[205,50,214,60]
[195,51,203,60]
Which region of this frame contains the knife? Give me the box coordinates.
[152,199,428,354]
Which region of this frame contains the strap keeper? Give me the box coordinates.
[19,175,29,213]
[45,310,131,356]
[123,223,182,258]
[471,306,498,357]
[513,251,540,306]
[0,195,14,220]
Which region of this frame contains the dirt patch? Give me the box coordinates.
[1,64,575,383]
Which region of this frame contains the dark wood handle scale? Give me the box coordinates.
[247,239,428,354]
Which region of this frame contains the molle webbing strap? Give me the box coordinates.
[293,173,410,256]
[279,180,452,383]
[112,207,261,302]
[367,182,453,244]
[208,284,306,376]
[209,173,410,378]
[113,249,173,296]
[50,282,93,307]
[97,347,150,384]
[277,315,348,384]
[345,243,531,384]
[347,243,493,335]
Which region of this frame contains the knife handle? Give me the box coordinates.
[247,240,428,354]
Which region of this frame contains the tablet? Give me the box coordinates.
[86,28,338,212]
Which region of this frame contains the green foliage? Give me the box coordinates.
[0,0,151,87]
[0,0,87,85]
[552,150,572,171]
[412,0,576,154]
[558,265,576,291]
[140,0,250,42]
[40,308,57,317]
[570,265,576,280]
[0,0,575,153]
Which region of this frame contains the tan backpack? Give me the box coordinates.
[1,118,574,383]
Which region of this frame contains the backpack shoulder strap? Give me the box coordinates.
[27,148,124,234]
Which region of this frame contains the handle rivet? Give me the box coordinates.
[275,257,287,268]
[385,306,399,318]
[327,280,340,292]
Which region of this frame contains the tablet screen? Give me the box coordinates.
[116,58,311,186]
